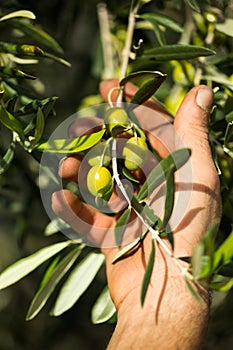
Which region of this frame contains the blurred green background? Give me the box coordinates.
[0,0,232,349]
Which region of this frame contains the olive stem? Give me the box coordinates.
[117,1,140,104]
[111,138,132,208]
[111,139,193,280]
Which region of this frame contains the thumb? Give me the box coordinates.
[174,85,218,184]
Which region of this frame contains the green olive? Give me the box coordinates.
[123,136,148,171]
[87,165,113,198]
[104,107,129,134]
[87,142,111,167]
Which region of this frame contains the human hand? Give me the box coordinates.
[52,79,221,349]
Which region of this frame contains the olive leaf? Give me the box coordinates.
[51,252,105,316]
[26,246,84,320]
[91,286,116,324]
[0,66,36,80]
[142,45,215,61]
[0,105,25,141]
[115,207,132,247]
[0,10,36,22]
[10,18,64,55]
[141,239,155,306]
[0,142,15,174]
[184,0,200,12]
[140,13,183,34]
[120,71,167,107]
[112,229,148,264]
[137,148,191,202]
[0,241,73,290]
[36,129,105,153]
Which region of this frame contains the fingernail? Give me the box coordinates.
[59,156,67,169]
[196,87,214,113]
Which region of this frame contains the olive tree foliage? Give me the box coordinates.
[0,0,232,325]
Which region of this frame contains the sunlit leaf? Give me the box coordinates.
[143,45,215,61]
[0,106,25,140]
[213,230,233,272]
[192,221,219,279]
[216,19,233,38]
[91,286,116,324]
[115,208,132,247]
[0,241,72,290]
[51,252,105,316]
[36,129,105,153]
[0,142,15,174]
[137,148,191,202]
[0,10,36,22]
[141,239,155,306]
[26,246,83,320]
[210,277,233,292]
[120,71,167,107]
[140,13,183,34]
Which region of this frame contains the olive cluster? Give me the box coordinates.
[85,106,148,201]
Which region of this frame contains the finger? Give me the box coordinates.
[174,85,219,186]
[58,155,82,182]
[52,189,115,246]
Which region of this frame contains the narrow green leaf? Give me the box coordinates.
[44,217,71,236]
[0,142,15,174]
[115,208,131,247]
[0,10,36,22]
[141,239,155,306]
[36,129,105,153]
[91,286,116,324]
[226,111,233,123]
[11,19,64,55]
[0,66,36,80]
[184,0,200,12]
[120,71,167,107]
[112,230,148,264]
[51,252,105,316]
[224,121,233,146]
[213,230,233,272]
[210,277,233,292]
[26,246,83,320]
[140,13,183,33]
[158,169,175,232]
[0,42,44,57]
[192,221,219,279]
[0,241,72,290]
[29,108,45,150]
[184,277,201,302]
[137,148,191,202]
[143,45,215,61]
[140,15,166,45]
[0,106,25,140]
[216,19,233,38]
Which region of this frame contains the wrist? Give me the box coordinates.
[108,273,210,350]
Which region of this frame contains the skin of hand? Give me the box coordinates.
[52,79,221,349]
